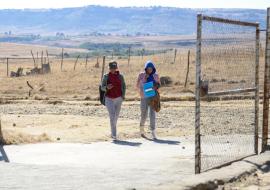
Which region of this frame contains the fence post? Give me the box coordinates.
[61,48,64,71]
[73,55,80,71]
[262,8,270,152]
[127,46,131,66]
[195,14,202,174]
[184,50,191,88]
[6,58,9,77]
[100,56,106,82]
[254,25,260,154]
[46,50,50,64]
[31,50,36,67]
[163,50,166,64]
[173,49,177,64]
[85,54,88,69]
[41,51,43,68]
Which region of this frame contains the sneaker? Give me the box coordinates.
[111,135,117,141]
[141,134,147,139]
[140,125,145,137]
[151,130,157,140]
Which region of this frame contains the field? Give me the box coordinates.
[0,37,266,144]
[0,29,269,190]
[0,42,198,101]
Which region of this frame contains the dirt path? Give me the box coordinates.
[0,100,195,144]
[0,100,262,145]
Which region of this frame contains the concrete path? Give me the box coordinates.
[0,136,269,190]
[0,137,194,190]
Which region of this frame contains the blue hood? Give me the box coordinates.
[144,61,156,74]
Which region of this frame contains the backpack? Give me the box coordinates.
[99,85,106,106]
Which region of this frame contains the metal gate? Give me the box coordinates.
[195,14,260,173]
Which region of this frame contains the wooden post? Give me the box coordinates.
[6,58,9,77]
[46,50,50,64]
[111,51,114,59]
[173,49,177,64]
[73,55,80,71]
[141,48,145,66]
[184,50,191,88]
[31,50,36,67]
[100,56,106,82]
[163,50,166,64]
[85,54,88,68]
[95,56,100,68]
[61,48,64,71]
[141,49,145,60]
[262,8,270,152]
[195,14,202,174]
[44,58,46,68]
[41,51,43,68]
[127,46,131,66]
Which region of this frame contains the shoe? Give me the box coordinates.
[151,130,157,140]
[111,135,117,141]
[141,134,147,138]
[140,125,145,136]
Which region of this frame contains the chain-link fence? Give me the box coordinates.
[195,15,260,173]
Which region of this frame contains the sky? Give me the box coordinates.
[0,0,268,9]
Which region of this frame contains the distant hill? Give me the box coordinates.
[0,6,266,35]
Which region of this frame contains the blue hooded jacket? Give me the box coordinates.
[144,61,156,84]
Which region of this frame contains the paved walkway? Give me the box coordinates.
[0,137,194,190]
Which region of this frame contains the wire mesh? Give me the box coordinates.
[199,17,259,171]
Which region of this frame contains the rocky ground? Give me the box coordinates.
[219,161,270,190]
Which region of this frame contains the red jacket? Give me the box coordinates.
[106,71,122,99]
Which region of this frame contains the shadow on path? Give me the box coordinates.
[244,160,270,173]
[0,119,9,162]
[141,135,180,145]
[112,140,142,147]
[0,146,9,162]
[153,139,180,145]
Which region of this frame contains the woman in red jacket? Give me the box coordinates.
[101,61,126,140]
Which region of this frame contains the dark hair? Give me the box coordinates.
[109,61,118,69]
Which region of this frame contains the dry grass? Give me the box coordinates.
[1,130,51,145]
[0,47,197,100]
[0,41,265,101]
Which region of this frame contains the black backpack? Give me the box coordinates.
[99,85,106,106]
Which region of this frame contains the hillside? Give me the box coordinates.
[0,6,266,35]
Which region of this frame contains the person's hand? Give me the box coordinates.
[107,84,114,90]
[153,84,159,91]
[145,74,149,79]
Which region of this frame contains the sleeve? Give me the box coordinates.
[100,74,108,92]
[121,75,126,99]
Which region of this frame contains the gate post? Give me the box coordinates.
[255,25,260,154]
[262,8,270,152]
[195,14,202,174]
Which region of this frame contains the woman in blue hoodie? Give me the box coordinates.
[136,61,160,140]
